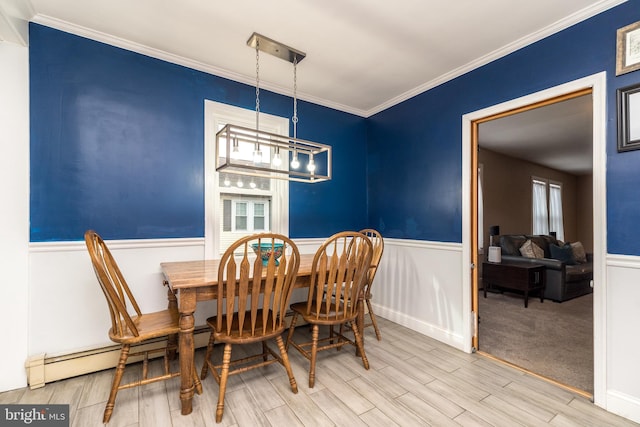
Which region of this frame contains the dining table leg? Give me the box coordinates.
[178,289,198,415]
[166,283,178,359]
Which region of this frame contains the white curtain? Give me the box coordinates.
[478,167,484,250]
[549,183,564,241]
[532,179,549,235]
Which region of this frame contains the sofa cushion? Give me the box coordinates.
[570,241,588,264]
[525,234,558,258]
[520,240,544,258]
[499,235,527,256]
[550,243,576,265]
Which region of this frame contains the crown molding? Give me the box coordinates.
[365,0,627,117]
[32,0,626,118]
[0,0,31,46]
[30,14,368,117]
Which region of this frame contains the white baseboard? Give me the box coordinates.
[373,303,466,352]
[606,390,640,424]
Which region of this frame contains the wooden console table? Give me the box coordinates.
[482,261,545,308]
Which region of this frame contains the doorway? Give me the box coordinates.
[461,72,607,404]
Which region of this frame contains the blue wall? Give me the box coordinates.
[367,0,640,255]
[29,24,367,241]
[29,1,640,254]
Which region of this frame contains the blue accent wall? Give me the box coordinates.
[367,0,640,254]
[29,24,367,241]
[29,1,640,255]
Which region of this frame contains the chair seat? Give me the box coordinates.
[109,308,180,344]
[206,309,285,343]
[290,301,357,325]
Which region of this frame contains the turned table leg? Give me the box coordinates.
[178,290,197,415]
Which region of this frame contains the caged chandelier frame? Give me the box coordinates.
[215,32,332,183]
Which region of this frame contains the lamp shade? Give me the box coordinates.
[488,246,502,263]
[489,225,500,236]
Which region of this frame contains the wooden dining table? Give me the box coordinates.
[161,253,366,415]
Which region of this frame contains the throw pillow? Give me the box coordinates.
[550,243,576,265]
[570,241,587,264]
[519,240,544,258]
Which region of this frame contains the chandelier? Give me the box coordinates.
[215,33,332,183]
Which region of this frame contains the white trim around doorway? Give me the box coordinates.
[461,72,607,406]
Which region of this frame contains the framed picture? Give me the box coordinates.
[617,83,640,152]
[616,20,640,76]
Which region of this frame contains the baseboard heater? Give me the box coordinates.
[25,313,303,389]
[25,326,212,390]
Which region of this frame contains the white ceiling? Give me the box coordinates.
[479,95,594,175]
[0,0,614,173]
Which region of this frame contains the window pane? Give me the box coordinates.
[223,199,231,232]
[532,180,549,235]
[254,217,265,230]
[549,183,564,241]
[253,202,265,230]
[236,216,247,230]
[235,202,247,231]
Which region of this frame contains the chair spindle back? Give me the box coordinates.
[359,229,384,296]
[216,233,300,337]
[85,230,142,339]
[308,231,373,320]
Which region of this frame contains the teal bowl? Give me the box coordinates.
[251,243,284,266]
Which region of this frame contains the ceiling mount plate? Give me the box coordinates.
[247,32,306,64]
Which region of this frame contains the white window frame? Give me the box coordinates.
[531,176,564,240]
[204,100,289,258]
[230,199,269,232]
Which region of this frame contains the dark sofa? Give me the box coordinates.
[497,234,593,302]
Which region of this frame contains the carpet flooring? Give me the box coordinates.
[478,289,593,394]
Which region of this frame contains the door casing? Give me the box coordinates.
[460,71,607,405]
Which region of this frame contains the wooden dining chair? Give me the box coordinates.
[285,231,373,388]
[84,230,201,424]
[359,228,385,340]
[200,233,300,423]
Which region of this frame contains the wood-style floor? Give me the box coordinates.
[1,317,637,426]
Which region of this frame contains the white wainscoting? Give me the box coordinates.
[29,238,206,357]
[604,255,640,424]
[27,236,464,359]
[26,237,640,425]
[371,238,466,351]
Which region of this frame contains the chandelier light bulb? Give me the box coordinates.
[231,138,240,159]
[291,153,300,169]
[253,150,263,164]
[307,156,316,172]
[272,152,282,167]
